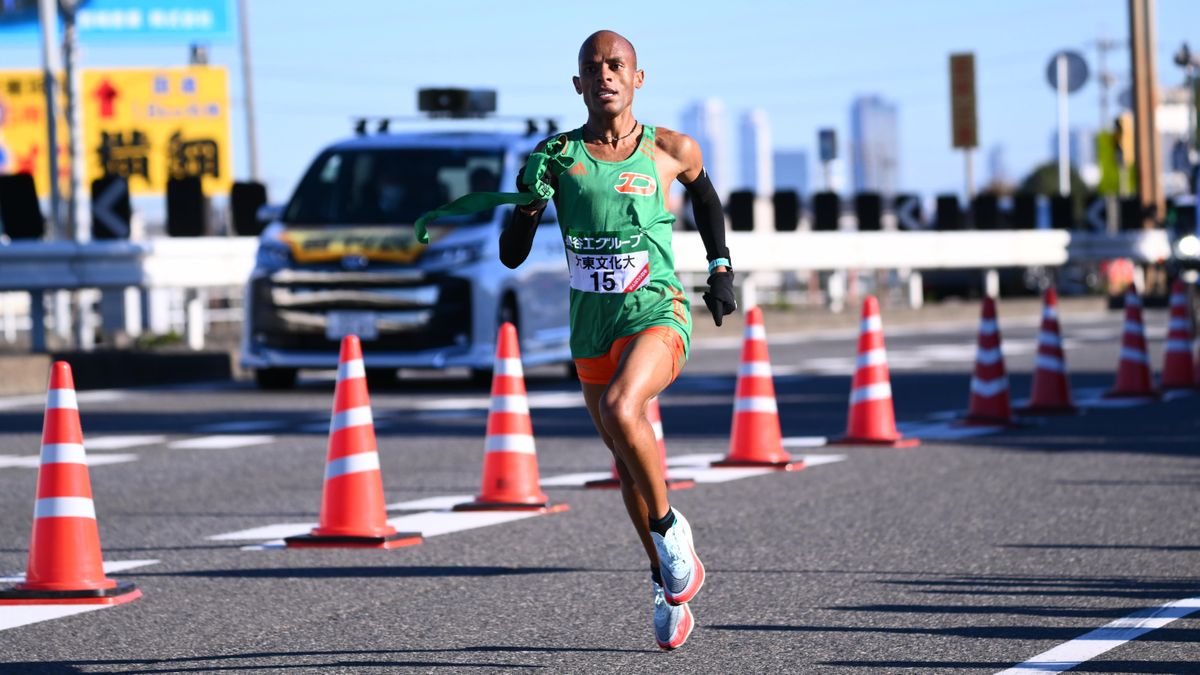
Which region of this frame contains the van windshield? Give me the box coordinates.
[283,148,503,226]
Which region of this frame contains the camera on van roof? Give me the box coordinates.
[417,88,497,118]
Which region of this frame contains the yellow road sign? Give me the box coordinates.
[0,66,232,196]
[0,70,68,197]
[83,66,232,195]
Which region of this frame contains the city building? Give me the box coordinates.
[738,108,773,196]
[773,149,810,197]
[849,94,900,195]
[680,98,730,198]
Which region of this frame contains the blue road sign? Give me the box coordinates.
[0,0,234,43]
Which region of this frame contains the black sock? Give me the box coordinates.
[650,566,663,586]
[649,508,675,536]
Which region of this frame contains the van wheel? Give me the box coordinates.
[255,368,297,390]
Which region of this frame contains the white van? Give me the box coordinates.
[241,90,571,389]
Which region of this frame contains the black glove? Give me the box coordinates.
[702,270,737,327]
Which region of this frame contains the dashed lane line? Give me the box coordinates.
[0,560,160,633]
[0,453,138,469]
[997,596,1200,674]
[166,435,275,450]
[85,435,167,450]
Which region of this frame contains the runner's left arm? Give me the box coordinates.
[681,167,737,326]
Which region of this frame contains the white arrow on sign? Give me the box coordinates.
[1086,198,1107,232]
[93,178,129,238]
[896,197,922,230]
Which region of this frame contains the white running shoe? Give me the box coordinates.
[653,578,694,650]
[651,507,705,605]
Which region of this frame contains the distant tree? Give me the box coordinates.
[1019,161,1088,223]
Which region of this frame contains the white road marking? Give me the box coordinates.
[540,472,613,486]
[386,510,541,537]
[0,390,127,412]
[208,523,316,541]
[193,420,286,433]
[167,435,275,450]
[86,435,167,450]
[782,436,828,448]
[0,453,138,469]
[386,495,476,511]
[896,421,1000,440]
[998,596,1200,674]
[0,559,159,632]
[221,511,544,551]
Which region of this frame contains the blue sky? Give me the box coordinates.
[2,0,1198,202]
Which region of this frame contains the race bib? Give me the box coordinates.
[564,228,651,294]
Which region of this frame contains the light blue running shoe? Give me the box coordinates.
[653,578,694,650]
[651,507,705,605]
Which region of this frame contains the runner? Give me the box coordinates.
[499,30,737,650]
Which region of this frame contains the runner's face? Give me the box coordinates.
[573,38,642,117]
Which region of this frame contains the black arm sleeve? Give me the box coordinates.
[681,168,730,263]
[498,173,546,269]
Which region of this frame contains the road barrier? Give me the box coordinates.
[0,229,1174,353]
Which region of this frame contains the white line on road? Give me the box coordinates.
[0,453,138,469]
[167,435,275,450]
[386,495,476,511]
[86,435,167,450]
[997,596,1200,674]
[0,559,160,632]
[0,390,128,412]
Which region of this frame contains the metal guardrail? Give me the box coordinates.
[0,230,1173,353]
[670,230,1171,272]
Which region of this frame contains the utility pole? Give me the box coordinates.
[1128,0,1164,229]
[36,0,63,240]
[1093,37,1125,132]
[60,0,87,243]
[238,0,260,181]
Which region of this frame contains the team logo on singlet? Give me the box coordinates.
[613,172,657,196]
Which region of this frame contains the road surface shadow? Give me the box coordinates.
[131,565,582,579]
[0,645,656,674]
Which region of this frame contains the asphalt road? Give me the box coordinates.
[0,301,1197,674]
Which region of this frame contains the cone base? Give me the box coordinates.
[0,580,140,606]
[452,501,570,514]
[710,457,805,471]
[284,532,423,549]
[584,477,696,490]
[1017,404,1079,416]
[828,436,920,448]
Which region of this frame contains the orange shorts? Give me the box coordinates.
[574,326,687,386]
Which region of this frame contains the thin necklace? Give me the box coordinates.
[584,119,639,144]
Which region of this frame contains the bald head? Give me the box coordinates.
[578,30,637,69]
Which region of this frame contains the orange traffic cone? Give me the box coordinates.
[1105,287,1157,399]
[286,336,422,549]
[712,307,805,469]
[830,297,919,447]
[962,297,1015,426]
[1160,280,1196,390]
[585,397,695,489]
[454,323,567,512]
[0,362,141,605]
[1019,287,1077,415]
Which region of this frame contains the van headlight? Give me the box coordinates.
[1176,234,1200,260]
[255,240,292,271]
[421,242,485,270]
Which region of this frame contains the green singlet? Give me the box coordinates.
[555,125,691,360]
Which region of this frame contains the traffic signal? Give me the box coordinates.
[1114,112,1134,162]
